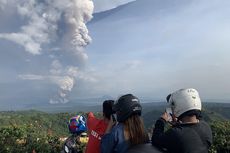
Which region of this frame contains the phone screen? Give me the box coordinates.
[112,114,117,122]
[165,107,173,122]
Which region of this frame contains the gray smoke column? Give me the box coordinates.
[0,0,94,103]
[61,0,94,61]
[0,0,94,56]
[50,76,75,104]
[49,60,79,104]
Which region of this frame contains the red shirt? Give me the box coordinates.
[85,112,108,153]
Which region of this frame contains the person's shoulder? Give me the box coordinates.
[97,119,108,127]
[87,112,95,118]
[164,123,186,137]
[199,120,209,126]
[115,123,124,130]
[127,143,165,153]
[87,112,102,128]
[107,123,124,135]
[197,120,212,131]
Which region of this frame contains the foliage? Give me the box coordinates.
[209,121,230,153]
[0,125,62,153]
[142,106,230,153]
[0,105,230,153]
[0,110,84,136]
[0,110,96,153]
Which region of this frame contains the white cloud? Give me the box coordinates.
[86,0,230,100]
[50,60,63,75]
[18,59,98,103]
[0,0,94,57]
[18,74,45,80]
[0,0,95,104]
[0,33,42,55]
[0,0,7,10]
[54,76,75,92]
[2,0,230,107]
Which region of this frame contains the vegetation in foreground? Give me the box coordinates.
[0,103,229,153]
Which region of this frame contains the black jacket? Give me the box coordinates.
[151,118,212,153]
[127,143,164,153]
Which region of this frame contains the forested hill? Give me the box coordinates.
[0,102,229,132]
[0,102,229,153]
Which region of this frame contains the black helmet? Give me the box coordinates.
[113,94,142,122]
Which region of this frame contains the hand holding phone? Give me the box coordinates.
[165,108,173,122]
[105,114,117,134]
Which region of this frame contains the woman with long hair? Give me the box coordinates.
[100,94,148,153]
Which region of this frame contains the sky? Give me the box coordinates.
[86,0,230,101]
[93,0,135,12]
[0,0,230,109]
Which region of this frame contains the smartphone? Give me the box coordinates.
[165,107,173,122]
[111,114,117,122]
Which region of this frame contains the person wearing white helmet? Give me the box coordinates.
[151,88,213,153]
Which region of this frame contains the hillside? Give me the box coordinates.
[0,110,75,136]
[142,102,230,128]
[0,102,229,152]
[1,102,229,132]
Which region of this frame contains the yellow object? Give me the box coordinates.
[80,136,89,144]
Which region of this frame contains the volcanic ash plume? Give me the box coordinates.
[63,0,94,61]
[0,0,94,103]
[50,76,75,104]
[0,0,94,56]
[49,61,79,104]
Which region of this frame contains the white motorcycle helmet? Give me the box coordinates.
[167,88,202,118]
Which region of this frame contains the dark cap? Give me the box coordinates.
[113,94,142,122]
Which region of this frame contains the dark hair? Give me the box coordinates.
[103,100,114,119]
[178,109,201,120]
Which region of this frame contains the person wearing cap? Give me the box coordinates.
[85,100,114,153]
[100,94,149,153]
[151,88,213,153]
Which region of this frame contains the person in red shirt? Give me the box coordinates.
[85,100,114,153]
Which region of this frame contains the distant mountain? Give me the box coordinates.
[89,0,189,24]
[1,103,229,131]
[89,1,135,24]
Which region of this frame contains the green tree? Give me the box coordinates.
[209,121,230,153]
[0,125,63,153]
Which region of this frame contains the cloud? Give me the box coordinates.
[49,76,75,104]
[0,33,42,54]
[0,0,94,57]
[0,0,94,104]
[18,59,98,103]
[86,0,230,100]
[2,0,230,107]
[18,74,45,80]
[49,60,63,75]
[0,0,7,10]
